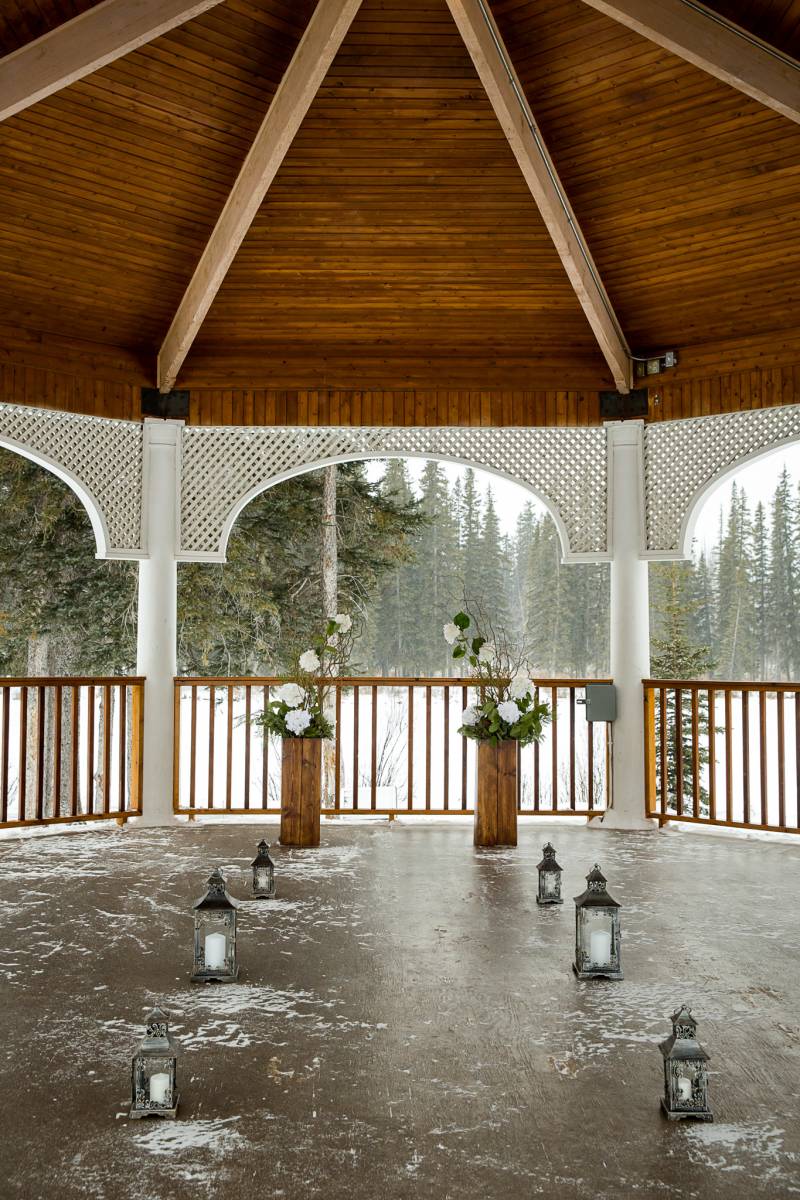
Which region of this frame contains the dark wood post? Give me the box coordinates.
[475,739,518,847]
[280,736,322,847]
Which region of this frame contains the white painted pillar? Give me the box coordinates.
[592,421,656,830]
[136,420,181,826]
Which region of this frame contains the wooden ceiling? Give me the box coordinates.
[1,0,800,423]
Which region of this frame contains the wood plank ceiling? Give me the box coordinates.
[1,0,800,423]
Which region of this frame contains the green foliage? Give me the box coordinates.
[445,610,551,745]
[0,450,137,675]
[253,615,355,739]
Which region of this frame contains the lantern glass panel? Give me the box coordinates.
[581,908,615,966]
[254,866,274,893]
[134,1057,176,1111]
[541,872,559,899]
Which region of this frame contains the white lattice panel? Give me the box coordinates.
[179,425,609,559]
[0,404,143,555]
[644,404,800,554]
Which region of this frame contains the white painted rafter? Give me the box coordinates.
[581,0,800,126]
[157,0,364,392]
[0,0,223,123]
[445,0,632,393]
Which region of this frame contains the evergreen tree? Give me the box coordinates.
[369,460,423,673]
[715,484,756,678]
[751,502,770,677]
[650,562,715,815]
[768,468,799,679]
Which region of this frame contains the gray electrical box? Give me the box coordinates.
[584,683,617,722]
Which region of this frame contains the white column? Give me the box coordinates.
[592,421,656,830]
[136,420,181,825]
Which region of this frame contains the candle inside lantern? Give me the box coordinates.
[204,931,227,969]
[148,1072,170,1105]
[589,929,612,965]
[677,1076,692,1102]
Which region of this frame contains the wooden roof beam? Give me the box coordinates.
[158,0,363,393]
[0,0,224,123]
[445,0,632,393]
[581,0,800,125]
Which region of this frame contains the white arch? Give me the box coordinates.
[188,451,584,565]
[673,433,800,561]
[0,435,112,559]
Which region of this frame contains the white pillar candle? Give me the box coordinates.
[589,929,612,965]
[204,931,227,970]
[149,1072,170,1105]
[677,1076,692,1102]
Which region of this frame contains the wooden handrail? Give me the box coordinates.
[0,675,145,686]
[176,675,613,687]
[644,678,800,692]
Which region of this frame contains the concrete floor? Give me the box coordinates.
[1,819,800,1200]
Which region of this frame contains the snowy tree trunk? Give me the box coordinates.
[25,633,76,817]
[321,465,338,805]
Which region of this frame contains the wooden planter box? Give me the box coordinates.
[280,737,322,848]
[475,739,518,847]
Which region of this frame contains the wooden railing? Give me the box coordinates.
[174,676,611,817]
[0,677,144,828]
[644,679,800,833]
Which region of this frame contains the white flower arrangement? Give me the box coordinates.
[444,609,550,747]
[257,614,357,739]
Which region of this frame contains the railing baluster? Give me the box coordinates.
[587,713,594,812]
[189,684,197,810]
[207,684,215,810]
[86,684,95,816]
[0,686,8,823]
[225,684,233,811]
[759,689,768,827]
[244,686,251,809]
[795,692,800,829]
[643,686,656,818]
[460,684,467,810]
[550,686,558,808]
[70,685,79,818]
[35,686,45,822]
[690,687,699,818]
[724,688,733,822]
[776,689,785,829]
[118,683,126,813]
[261,685,269,809]
[443,684,449,812]
[102,684,112,815]
[659,686,667,814]
[533,685,540,811]
[675,687,684,816]
[569,686,576,811]
[371,684,378,811]
[425,686,432,811]
[707,687,716,822]
[172,681,181,816]
[53,685,63,818]
[353,685,360,810]
[407,685,414,811]
[742,689,751,824]
[334,684,342,810]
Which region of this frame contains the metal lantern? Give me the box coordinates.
[129,1008,180,1119]
[573,863,623,980]
[251,840,276,899]
[536,842,563,905]
[660,1005,713,1121]
[191,868,239,983]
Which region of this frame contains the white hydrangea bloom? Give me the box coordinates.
[276,682,304,707]
[285,708,312,735]
[443,622,460,645]
[298,650,320,673]
[477,643,495,664]
[334,613,352,633]
[461,705,480,727]
[509,674,533,700]
[497,699,521,725]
